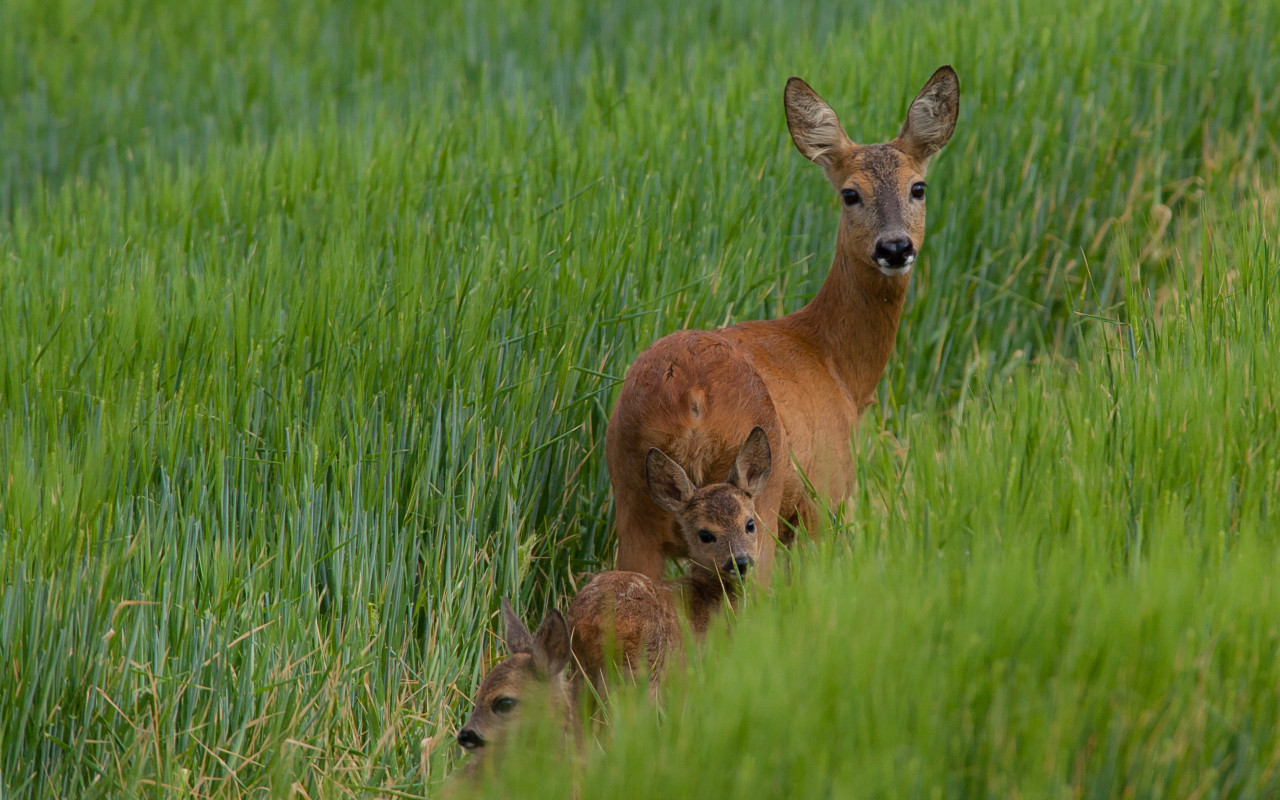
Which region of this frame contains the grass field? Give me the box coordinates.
[1,0,1278,796]
[472,192,1280,798]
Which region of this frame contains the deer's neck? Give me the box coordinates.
[789,227,910,408]
[679,569,742,638]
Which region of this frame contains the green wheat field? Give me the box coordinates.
[1,0,1278,797]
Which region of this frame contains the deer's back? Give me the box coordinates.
[607,321,857,558]
[606,329,787,564]
[719,317,863,517]
[566,571,681,693]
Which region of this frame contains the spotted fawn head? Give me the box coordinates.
[646,426,772,578]
[456,598,572,757]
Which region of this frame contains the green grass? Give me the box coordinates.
[0,0,1277,796]
[470,198,1280,799]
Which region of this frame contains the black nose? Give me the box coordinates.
[724,555,754,575]
[457,728,485,751]
[873,237,915,268]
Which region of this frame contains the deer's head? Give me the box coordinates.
[784,66,959,277]
[456,599,572,760]
[646,426,772,578]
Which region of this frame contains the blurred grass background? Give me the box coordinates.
[0,0,1277,796]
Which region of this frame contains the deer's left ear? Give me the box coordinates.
[502,597,535,655]
[896,66,959,164]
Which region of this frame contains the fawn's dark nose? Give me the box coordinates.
[873,237,915,269]
[457,728,485,751]
[724,554,754,575]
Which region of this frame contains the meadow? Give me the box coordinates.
[0,0,1277,796]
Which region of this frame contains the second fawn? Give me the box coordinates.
[455,600,575,772]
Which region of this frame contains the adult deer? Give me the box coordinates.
[606,66,959,580]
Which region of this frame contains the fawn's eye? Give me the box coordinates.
[492,697,518,714]
[841,188,861,206]
[745,518,755,533]
[698,529,716,544]
[910,182,926,200]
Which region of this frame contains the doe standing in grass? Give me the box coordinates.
[606,67,960,581]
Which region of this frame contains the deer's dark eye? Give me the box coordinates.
[841,188,861,206]
[492,697,517,714]
[698,529,716,544]
[910,182,926,200]
[745,518,755,533]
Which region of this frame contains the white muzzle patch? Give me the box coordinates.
[876,253,915,276]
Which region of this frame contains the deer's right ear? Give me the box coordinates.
[502,597,535,655]
[784,77,854,170]
[727,426,772,498]
[531,609,571,678]
[646,448,695,514]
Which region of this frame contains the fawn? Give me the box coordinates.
[454,600,576,774]
[456,428,771,763]
[568,425,770,696]
[606,67,960,581]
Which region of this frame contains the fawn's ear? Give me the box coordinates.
[531,609,571,678]
[726,426,772,498]
[784,77,854,171]
[895,65,959,165]
[502,597,535,655]
[646,447,696,513]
